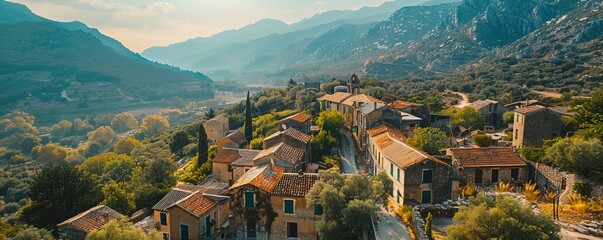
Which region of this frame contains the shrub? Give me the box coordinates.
[472,134,492,147]
[462,182,477,198]
[2,202,20,214]
[323,155,341,169]
[524,181,540,201]
[569,195,589,215]
[495,182,514,193]
[573,182,591,198]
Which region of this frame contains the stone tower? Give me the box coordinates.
[348,73,360,94]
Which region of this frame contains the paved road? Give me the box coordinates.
[376,205,412,240]
[339,129,359,174]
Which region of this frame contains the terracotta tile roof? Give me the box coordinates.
[213,148,240,163]
[272,173,319,197]
[223,130,247,145]
[255,142,305,165]
[388,100,423,110]
[226,148,261,167]
[372,132,448,169]
[229,164,285,192]
[469,99,498,111]
[152,186,199,211]
[550,106,575,116]
[282,112,311,123]
[448,147,526,168]
[283,128,311,144]
[341,94,384,106]
[57,205,124,233]
[514,105,545,114]
[367,125,407,141]
[316,92,352,103]
[174,192,218,218]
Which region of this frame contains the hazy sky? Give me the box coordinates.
[12,0,391,52]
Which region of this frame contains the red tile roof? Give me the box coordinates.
[341,94,384,106]
[448,147,526,168]
[272,173,319,197]
[57,205,124,233]
[229,164,285,193]
[175,192,218,218]
[388,100,423,110]
[283,112,311,123]
[371,131,448,169]
[316,92,352,103]
[367,125,407,141]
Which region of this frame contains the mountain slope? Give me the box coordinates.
[365,0,582,78]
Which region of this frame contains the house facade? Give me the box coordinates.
[279,112,311,134]
[447,147,527,186]
[512,105,565,148]
[212,148,261,184]
[203,114,230,144]
[152,183,230,240]
[368,126,451,205]
[469,99,506,127]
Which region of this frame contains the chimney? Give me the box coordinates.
[269,159,275,170]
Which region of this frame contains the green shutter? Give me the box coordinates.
[160,212,167,225]
[390,163,393,176]
[245,192,254,208]
[314,204,323,215]
[397,168,400,181]
[284,200,294,214]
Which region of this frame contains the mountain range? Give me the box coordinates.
[0,0,212,124]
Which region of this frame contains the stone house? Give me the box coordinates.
[447,147,527,185]
[254,128,312,172]
[469,99,506,127]
[152,183,230,240]
[217,130,247,150]
[388,100,430,127]
[57,205,124,240]
[279,112,311,134]
[203,114,229,144]
[315,92,352,112]
[504,99,546,111]
[512,105,565,148]
[212,148,261,184]
[229,163,320,240]
[368,127,451,205]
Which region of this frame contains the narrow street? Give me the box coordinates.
[375,206,412,240]
[339,129,359,174]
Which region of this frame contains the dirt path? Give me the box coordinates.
[446,90,471,108]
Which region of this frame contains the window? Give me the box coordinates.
[422,170,433,184]
[396,189,401,203]
[397,168,400,181]
[287,222,298,238]
[245,191,254,208]
[516,114,520,122]
[515,129,518,140]
[511,168,519,180]
[162,233,169,240]
[180,224,189,240]
[390,163,393,176]
[475,169,483,183]
[491,169,499,183]
[314,204,323,215]
[284,199,295,214]
[159,212,167,225]
[247,218,256,238]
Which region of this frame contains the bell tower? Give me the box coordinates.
[348,73,360,94]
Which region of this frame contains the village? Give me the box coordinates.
[48,75,603,240]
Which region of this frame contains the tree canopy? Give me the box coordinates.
[86,219,161,240]
[545,137,603,181]
[141,114,170,137]
[407,127,447,155]
[111,112,139,133]
[449,107,485,130]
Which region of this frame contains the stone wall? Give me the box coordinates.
[411,201,464,240]
[528,161,602,204]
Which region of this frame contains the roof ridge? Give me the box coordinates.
[58,205,108,225]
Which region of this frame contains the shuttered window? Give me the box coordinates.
[284,199,295,214]
[245,192,254,208]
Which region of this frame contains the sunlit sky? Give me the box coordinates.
[11,0,392,52]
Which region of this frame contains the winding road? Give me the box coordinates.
[339,129,359,174]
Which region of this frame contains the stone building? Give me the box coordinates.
[57,205,124,240]
[217,130,247,150]
[152,182,230,240]
[512,105,565,148]
[469,99,506,127]
[270,173,320,240]
[447,147,527,185]
[279,112,311,134]
[212,148,261,184]
[203,114,229,143]
[254,128,312,172]
[368,126,451,204]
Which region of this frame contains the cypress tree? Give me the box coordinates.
[425,212,434,240]
[198,123,208,167]
[244,91,253,142]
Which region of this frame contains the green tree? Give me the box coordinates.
[72,118,94,135]
[198,123,208,166]
[31,144,68,165]
[104,154,136,183]
[87,126,116,146]
[7,225,55,240]
[86,219,161,240]
[520,146,545,163]
[472,134,492,147]
[371,172,393,203]
[316,110,344,134]
[101,181,135,214]
[407,127,447,155]
[133,147,177,186]
[21,164,101,229]
[425,212,434,240]
[447,194,559,240]
[573,87,603,140]
[114,137,142,155]
[141,114,170,137]
[451,107,485,130]
[310,130,337,162]
[502,111,515,124]
[205,108,216,120]
[545,137,603,180]
[50,120,72,138]
[0,111,38,139]
[19,134,41,154]
[85,141,104,157]
[111,112,139,133]
[170,130,190,156]
[245,91,253,142]
[343,199,379,238]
